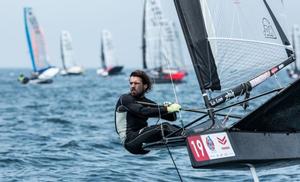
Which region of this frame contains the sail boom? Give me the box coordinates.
[209,56,295,107]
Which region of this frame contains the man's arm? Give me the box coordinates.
[120,94,169,118]
[161,112,177,121]
[143,98,177,121]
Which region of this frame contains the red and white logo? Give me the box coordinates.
[187,132,235,162]
[217,136,227,145]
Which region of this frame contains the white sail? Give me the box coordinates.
[101,30,117,67]
[144,0,186,71]
[97,30,123,76]
[61,30,75,69]
[171,22,186,69]
[60,30,84,75]
[173,0,294,107]
[160,20,187,69]
[201,0,291,91]
[144,0,165,68]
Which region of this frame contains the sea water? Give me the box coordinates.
[1,68,300,182]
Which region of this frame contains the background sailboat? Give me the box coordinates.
[23,7,59,84]
[142,0,186,83]
[60,30,84,76]
[287,24,300,78]
[96,30,123,76]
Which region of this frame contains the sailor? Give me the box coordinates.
[115,70,181,154]
[17,74,29,84]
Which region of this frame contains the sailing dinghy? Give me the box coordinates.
[23,7,59,84]
[96,30,123,76]
[142,0,187,83]
[287,24,300,78]
[60,30,84,76]
[142,0,300,170]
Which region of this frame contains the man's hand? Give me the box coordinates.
[167,103,181,113]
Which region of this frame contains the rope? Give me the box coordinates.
[160,37,184,182]
[147,64,162,125]
[165,144,183,182]
[161,47,185,129]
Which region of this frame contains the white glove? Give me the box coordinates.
[167,103,181,113]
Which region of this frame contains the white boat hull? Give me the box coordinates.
[61,66,84,75]
[96,68,109,76]
[38,67,60,80]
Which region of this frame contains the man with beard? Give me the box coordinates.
[115,70,181,154]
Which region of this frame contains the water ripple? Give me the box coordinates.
[0,69,297,181]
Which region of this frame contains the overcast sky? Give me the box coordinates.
[0,0,300,69]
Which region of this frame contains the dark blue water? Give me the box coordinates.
[1,68,300,181]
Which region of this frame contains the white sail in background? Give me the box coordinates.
[101,30,117,68]
[171,22,186,69]
[61,30,74,69]
[144,0,185,70]
[144,0,165,69]
[97,30,123,76]
[60,30,84,75]
[160,20,186,69]
[142,0,187,83]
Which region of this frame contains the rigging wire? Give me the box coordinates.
[166,144,183,182]
[162,44,185,182]
[161,47,185,129]
[145,3,185,179]
[158,19,185,181]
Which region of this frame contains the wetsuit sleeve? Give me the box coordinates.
[144,98,177,121]
[161,112,177,121]
[120,94,174,119]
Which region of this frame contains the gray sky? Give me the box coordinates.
[0,0,300,69]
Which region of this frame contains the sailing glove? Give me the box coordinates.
[167,103,181,113]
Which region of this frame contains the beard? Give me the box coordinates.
[130,88,144,98]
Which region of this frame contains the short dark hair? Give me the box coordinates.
[130,70,152,92]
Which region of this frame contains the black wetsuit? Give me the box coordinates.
[115,93,179,154]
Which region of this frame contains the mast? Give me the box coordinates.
[101,33,107,69]
[174,0,220,119]
[24,8,37,72]
[60,33,66,70]
[142,0,147,69]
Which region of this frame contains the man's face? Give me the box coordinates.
[129,76,147,97]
